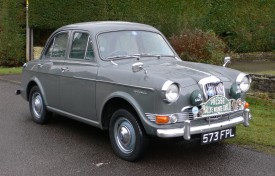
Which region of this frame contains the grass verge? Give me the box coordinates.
[256,70,275,75]
[226,97,275,155]
[0,67,22,75]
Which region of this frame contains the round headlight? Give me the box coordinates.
[162,81,180,103]
[240,76,250,92]
[236,73,251,92]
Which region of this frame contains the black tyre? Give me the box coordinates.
[29,86,50,124]
[109,109,148,161]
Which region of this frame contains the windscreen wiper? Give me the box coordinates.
[106,55,140,60]
[106,55,141,66]
[133,53,176,59]
[133,53,161,59]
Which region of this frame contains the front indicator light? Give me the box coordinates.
[245,102,249,109]
[155,116,170,124]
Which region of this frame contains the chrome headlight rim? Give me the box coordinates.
[236,73,252,92]
[161,80,180,103]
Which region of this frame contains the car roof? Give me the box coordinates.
[56,21,160,34]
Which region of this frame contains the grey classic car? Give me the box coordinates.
[17,21,252,161]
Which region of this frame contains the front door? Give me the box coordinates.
[60,31,98,121]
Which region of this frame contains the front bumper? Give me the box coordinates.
[157,109,251,140]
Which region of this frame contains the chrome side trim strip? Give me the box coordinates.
[47,106,100,127]
[97,79,155,91]
[73,76,96,81]
[65,76,154,91]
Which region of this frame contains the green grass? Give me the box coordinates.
[230,61,275,75]
[256,70,275,75]
[226,97,275,155]
[0,67,22,75]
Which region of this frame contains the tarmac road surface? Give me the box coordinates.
[1,80,275,176]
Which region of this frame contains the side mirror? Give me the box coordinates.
[223,57,231,67]
[132,62,144,72]
[132,62,147,75]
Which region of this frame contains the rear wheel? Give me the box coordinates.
[29,86,50,124]
[109,109,148,161]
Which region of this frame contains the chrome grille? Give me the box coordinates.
[204,82,225,99]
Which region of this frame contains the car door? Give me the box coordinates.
[37,31,69,109]
[60,31,98,121]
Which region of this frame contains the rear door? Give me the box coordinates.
[60,31,98,121]
[37,31,69,109]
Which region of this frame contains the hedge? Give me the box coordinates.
[0,0,274,66]
[28,0,275,53]
[29,0,182,37]
[0,0,26,66]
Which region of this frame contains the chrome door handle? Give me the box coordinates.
[37,64,43,67]
[61,67,69,72]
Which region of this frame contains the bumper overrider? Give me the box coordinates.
[157,109,251,140]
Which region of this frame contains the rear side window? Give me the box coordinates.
[69,32,95,61]
[45,32,68,59]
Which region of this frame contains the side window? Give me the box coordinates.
[69,32,95,61]
[45,33,68,59]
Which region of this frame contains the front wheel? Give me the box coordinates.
[29,86,51,124]
[109,109,148,161]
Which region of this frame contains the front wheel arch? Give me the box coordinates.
[101,96,145,131]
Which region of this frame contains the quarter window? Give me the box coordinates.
[45,33,68,58]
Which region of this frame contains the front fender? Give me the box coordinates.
[98,91,157,135]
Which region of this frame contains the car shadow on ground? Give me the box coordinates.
[47,113,229,162]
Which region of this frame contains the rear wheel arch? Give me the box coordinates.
[28,85,51,124]
[26,79,48,105]
[27,81,38,101]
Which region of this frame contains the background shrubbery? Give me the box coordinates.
[0,0,274,66]
[169,29,226,65]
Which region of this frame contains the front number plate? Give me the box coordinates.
[201,127,236,144]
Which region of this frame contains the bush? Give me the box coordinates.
[169,29,227,65]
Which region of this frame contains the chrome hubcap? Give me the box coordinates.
[32,92,43,119]
[114,118,136,154]
[118,126,131,146]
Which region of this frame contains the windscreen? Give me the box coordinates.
[97,31,174,59]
